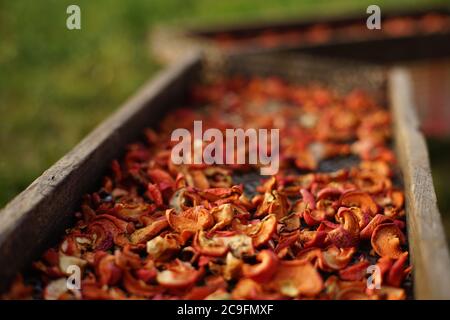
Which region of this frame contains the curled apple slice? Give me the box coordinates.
[303,209,326,226]
[243,250,278,283]
[279,213,301,232]
[387,251,409,287]
[123,270,162,298]
[269,260,323,297]
[252,214,278,248]
[87,214,134,250]
[338,207,370,229]
[169,187,188,213]
[232,278,263,300]
[58,254,87,276]
[223,252,244,281]
[146,234,180,261]
[156,260,202,289]
[371,223,406,259]
[193,231,228,257]
[296,248,321,265]
[146,183,163,207]
[319,246,355,271]
[323,275,366,299]
[255,190,289,220]
[275,231,299,258]
[360,214,392,240]
[95,253,122,286]
[166,206,214,233]
[355,171,388,194]
[113,202,154,222]
[44,278,70,300]
[222,234,255,258]
[130,217,169,244]
[336,208,360,236]
[300,188,316,209]
[339,260,370,281]
[317,187,343,201]
[210,203,240,232]
[340,191,378,216]
[147,168,175,192]
[198,185,243,202]
[326,226,358,248]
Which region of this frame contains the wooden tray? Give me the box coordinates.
[1,52,449,299]
[151,6,450,65]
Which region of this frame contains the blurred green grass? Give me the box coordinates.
[0,0,448,207]
[427,139,450,245]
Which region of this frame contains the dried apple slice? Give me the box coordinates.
[58,254,87,276]
[156,260,202,289]
[338,207,370,229]
[299,230,327,249]
[300,188,316,209]
[113,202,154,222]
[166,206,214,233]
[87,214,134,250]
[360,214,392,240]
[303,209,326,226]
[327,226,358,248]
[147,168,175,191]
[319,246,355,271]
[269,260,323,297]
[336,207,360,236]
[210,203,237,232]
[146,183,164,207]
[339,260,370,281]
[387,251,409,287]
[198,185,243,202]
[44,278,70,300]
[243,250,278,283]
[223,252,244,281]
[146,234,180,261]
[169,187,188,213]
[130,217,169,244]
[252,214,278,248]
[255,190,289,219]
[221,234,255,258]
[296,248,321,265]
[123,270,162,298]
[95,253,122,286]
[317,187,343,201]
[193,230,228,257]
[371,223,406,259]
[279,213,301,232]
[232,278,264,300]
[340,191,378,216]
[274,231,299,258]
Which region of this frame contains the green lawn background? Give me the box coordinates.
[1,0,449,224]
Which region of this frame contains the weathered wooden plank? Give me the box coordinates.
[0,51,202,290]
[389,68,450,299]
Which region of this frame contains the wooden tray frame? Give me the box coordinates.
[1,52,449,299]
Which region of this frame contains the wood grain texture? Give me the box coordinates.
[0,51,202,291]
[389,68,450,299]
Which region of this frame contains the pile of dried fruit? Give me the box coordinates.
[3,77,410,300]
[210,13,450,50]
